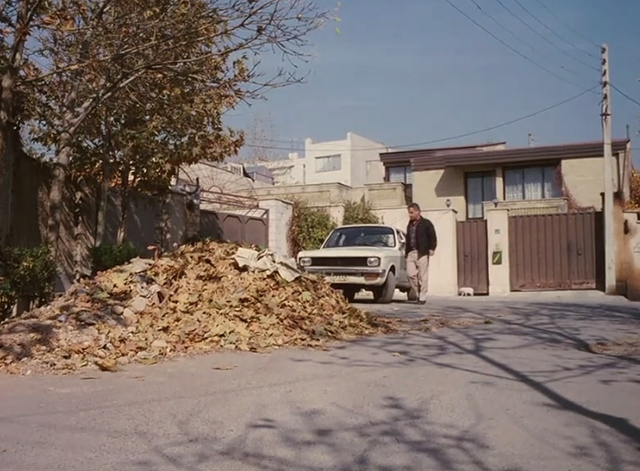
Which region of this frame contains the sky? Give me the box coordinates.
[225,0,640,165]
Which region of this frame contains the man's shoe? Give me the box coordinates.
[417,300,426,305]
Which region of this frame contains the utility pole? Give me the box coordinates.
[528,133,535,147]
[601,44,616,294]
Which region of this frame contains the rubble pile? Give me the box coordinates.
[0,242,394,375]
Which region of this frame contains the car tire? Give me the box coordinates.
[407,287,418,302]
[374,271,396,304]
[342,288,357,303]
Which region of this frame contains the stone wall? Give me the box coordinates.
[9,153,192,287]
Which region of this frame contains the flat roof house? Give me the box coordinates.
[380,139,633,297]
[382,139,632,220]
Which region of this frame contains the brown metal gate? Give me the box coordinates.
[508,212,603,291]
[200,210,269,248]
[457,220,489,294]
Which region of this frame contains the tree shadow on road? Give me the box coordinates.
[294,300,640,447]
[129,395,530,471]
[122,300,640,471]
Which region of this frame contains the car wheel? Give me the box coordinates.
[407,287,418,302]
[373,271,396,304]
[342,288,357,303]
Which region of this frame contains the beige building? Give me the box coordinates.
[379,139,635,298]
[381,140,631,220]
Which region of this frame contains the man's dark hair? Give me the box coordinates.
[407,202,421,211]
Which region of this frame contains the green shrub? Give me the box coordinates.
[0,277,15,320]
[288,201,337,255]
[90,243,139,273]
[342,200,380,225]
[0,245,56,320]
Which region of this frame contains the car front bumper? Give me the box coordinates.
[302,266,387,286]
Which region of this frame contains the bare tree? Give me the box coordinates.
[231,112,283,164]
[19,0,331,255]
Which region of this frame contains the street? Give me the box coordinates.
[1,294,639,471]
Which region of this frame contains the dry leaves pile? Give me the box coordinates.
[0,242,394,375]
[588,337,640,358]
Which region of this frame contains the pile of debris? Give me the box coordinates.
[0,242,395,375]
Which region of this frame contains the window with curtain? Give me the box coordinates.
[315,154,342,173]
[465,171,497,219]
[386,165,413,184]
[504,165,561,201]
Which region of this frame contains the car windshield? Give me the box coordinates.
[323,226,396,248]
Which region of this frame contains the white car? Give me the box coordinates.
[297,224,417,303]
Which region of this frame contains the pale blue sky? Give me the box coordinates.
[227,0,640,163]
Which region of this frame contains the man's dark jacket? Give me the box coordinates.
[405,216,437,258]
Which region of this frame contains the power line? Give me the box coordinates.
[610,83,640,108]
[466,0,592,86]
[510,0,599,65]
[492,0,599,72]
[530,0,601,52]
[442,0,592,90]
[244,85,598,153]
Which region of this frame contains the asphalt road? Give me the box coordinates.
[1,293,639,471]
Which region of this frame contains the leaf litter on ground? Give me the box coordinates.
[0,241,396,375]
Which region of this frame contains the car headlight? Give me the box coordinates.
[299,257,312,267]
[367,257,380,267]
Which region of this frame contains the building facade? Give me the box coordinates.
[303,132,389,187]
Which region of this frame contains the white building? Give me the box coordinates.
[304,132,389,187]
[248,152,305,186]
[238,132,389,187]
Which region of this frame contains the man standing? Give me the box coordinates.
[405,203,437,305]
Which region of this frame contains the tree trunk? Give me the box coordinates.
[0,69,18,246]
[46,140,72,252]
[0,125,15,247]
[95,113,112,246]
[46,142,74,290]
[95,162,109,245]
[116,165,130,245]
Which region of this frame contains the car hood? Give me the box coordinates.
[298,246,397,259]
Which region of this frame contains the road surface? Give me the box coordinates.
[1,293,639,471]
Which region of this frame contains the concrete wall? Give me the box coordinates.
[250,182,354,206]
[485,208,510,296]
[373,207,408,231]
[615,208,640,301]
[422,209,458,296]
[9,151,50,248]
[103,191,190,258]
[259,199,293,257]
